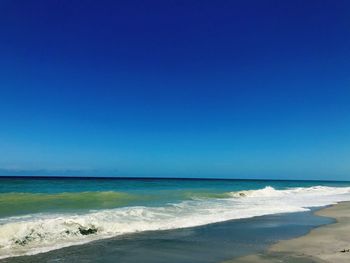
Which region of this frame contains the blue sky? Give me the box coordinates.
[0,0,349,179]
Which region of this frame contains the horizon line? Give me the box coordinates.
[0,175,349,183]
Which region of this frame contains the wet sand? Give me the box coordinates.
[226,202,350,263]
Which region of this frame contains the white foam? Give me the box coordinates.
[1,185,350,259]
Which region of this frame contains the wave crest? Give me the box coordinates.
[1,185,350,259]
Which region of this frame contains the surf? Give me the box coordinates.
[1,185,350,259]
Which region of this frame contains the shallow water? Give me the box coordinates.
[0,177,349,259]
[1,177,350,217]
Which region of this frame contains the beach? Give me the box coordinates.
[1,203,347,263]
[1,178,350,262]
[0,208,331,263]
[227,201,350,263]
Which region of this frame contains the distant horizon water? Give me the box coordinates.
[1,175,350,182]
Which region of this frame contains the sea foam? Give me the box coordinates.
[1,185,350,259]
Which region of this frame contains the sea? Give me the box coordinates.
[1,177,350,262]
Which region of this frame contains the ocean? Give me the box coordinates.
[1,177,350,261]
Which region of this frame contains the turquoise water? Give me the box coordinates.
[1,177,350,217]
[1,177,350,259]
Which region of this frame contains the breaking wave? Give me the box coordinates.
[1,185,350,259]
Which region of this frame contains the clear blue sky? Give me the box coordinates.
[0,0,349,180]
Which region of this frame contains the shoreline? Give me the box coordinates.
[0,208,331,263]
[225,201,350,263]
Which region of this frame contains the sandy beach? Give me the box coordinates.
[226,202,350,263]
[1,179,349,263]
[0,197,332,263]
